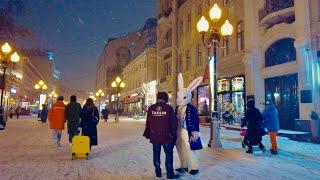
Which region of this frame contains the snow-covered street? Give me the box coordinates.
[1,116,320,180]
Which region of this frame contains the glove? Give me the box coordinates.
[190,131,200,142]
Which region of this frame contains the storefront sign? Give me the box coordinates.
[10,87,17,94]
[218,78,230,93]
[232,77,244,91]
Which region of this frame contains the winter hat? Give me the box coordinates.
[57,96,64,101]
[247,99,255,109]
[157,92,169,103]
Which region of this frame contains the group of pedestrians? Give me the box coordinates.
[241,99,279,155]
[9,106,21,119]
[143,74,204,179]
[48,95,100,149]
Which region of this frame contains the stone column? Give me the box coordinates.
[171,0,178,107]
[294,0,314,120]
[243,0,264,110]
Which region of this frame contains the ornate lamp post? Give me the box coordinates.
[95,89,105,116]
[48,91,57,107]
[34,80,48,112]
[0,42,20,129]
[197,3,233,148]
[111,76,125,123]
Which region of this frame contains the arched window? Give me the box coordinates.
[265,38,296,67]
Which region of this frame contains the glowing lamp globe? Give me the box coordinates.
[10,52,20,62]
[1,42,12,54]
[111,81,117,88]
[42,84,48,90]
[116,76,121,83]
[197,16,209,33]
[39,80,44,86]
[209,4,221,21]
[120,82,125,88]
[221,20,233,36]
[35,84,40,89]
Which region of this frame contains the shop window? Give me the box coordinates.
[265,38,296,67]
[197,45,202,66]
[186,51,191,70]
[237,21,244,52]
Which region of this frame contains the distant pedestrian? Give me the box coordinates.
[241,99,266,154]
[143,92,180,179]
[65,95,82,143]
[80,98,99,149]
[40,104,49,123]
[48,96,66,147]
[9,107,14,119]
[263,100,279,155]
[101,107,109,122]
[15,106,21,119]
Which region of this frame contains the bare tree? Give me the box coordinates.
[0,0,32,40]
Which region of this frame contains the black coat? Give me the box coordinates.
[80,107,99,146]
[65,102,82,134]
[241,107,264,145]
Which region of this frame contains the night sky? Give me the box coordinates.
[17,0,157,92]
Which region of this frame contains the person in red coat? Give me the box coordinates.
[48,96,66,147]
[143,92,179,179]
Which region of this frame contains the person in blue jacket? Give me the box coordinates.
[263,100,280,155]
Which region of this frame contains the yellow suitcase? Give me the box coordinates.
[71,135,90,160]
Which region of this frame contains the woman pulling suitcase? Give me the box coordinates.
[80,98,100,149]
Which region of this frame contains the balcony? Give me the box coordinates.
[259,0,294,21]
[259,0,295,29]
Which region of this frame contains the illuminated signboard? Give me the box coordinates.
[218,78,230,93]
[232,77,244,91]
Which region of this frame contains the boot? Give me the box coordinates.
[246,148,253,154]
[155,168,161,178]
[175,167,188,173]
[189,170,199,175]
[167,173,180,179]
[270,149,278,155]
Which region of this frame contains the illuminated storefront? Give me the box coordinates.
[197,85,210,116]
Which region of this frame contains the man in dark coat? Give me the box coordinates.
[40,104,49,123]
[241,99,266,153]
[143,92,180,179]
[65,95,82,143]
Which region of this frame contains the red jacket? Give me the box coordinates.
[143,101,178,144]
[48,101,66,130]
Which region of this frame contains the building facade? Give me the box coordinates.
[96,18,157,112]
[121,47,157,115]
[157,0,320,132]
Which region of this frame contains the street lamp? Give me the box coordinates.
[95,89,105,116]
[197,3,233,148]
[0,42,20,129]
[34,80,48,112]
[111,76,125,123]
